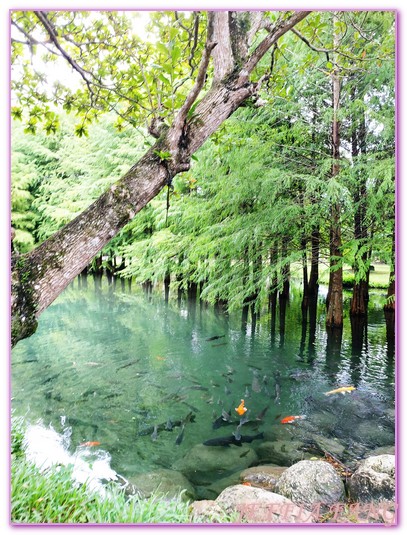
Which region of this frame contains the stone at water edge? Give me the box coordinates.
[347,455,395,503]
[239,465,287,491]
[172,443,258,485]
[275,460,345,509]
[215,484,315,523]
[255,439,314,466]
[126,468,195,501]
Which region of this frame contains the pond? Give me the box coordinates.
[11,276,395,499]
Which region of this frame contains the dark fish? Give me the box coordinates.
[212,342,228,347]
[212,409,231,429]
[103,393,121,400]
[175,425,185,445]
[116,359,140,371]
[165,418,173,431]
[40,373,61,385]
[206,335,226,341]
[240,413,250,426]
[239,449,251,458]
[275,413,282,420]
[180,385,209,392]
[211,380,220,388]
[248,364,262,371]
[233,424,242,441]
[138,412,195,436]
[203,432,264,448]
[256,406,269,421]
[252,371,261,393]
[181,401,200,413]
[151,425,158,441]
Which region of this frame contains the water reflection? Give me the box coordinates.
[12,276,395,498]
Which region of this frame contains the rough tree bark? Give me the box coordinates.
[350,83,369,316]
[326,13,343,329]
[11,10,311,346]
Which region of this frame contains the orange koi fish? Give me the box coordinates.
[235,399,248,416]
[79,441,101,447]
[280,415,306,425]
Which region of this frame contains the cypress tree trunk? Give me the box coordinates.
[301,237,309,311]
[350,86,369,316]
[164,271,171,303]
[326,14,343,329]
[308,227,320,296]
[384,227,395,313]
[280,237,290,300]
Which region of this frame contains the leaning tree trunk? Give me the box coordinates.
[11,11,311,346]
[326,13,343,329]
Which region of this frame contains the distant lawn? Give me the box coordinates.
[292,262,390,289]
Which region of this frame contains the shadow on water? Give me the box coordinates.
[11,275,395,499]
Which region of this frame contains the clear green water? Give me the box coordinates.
[11,276,395,495]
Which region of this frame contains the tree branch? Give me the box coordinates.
[291,27,331,61]
[239,11,312,85]
[173,40,217,133]
[34,10,95,95]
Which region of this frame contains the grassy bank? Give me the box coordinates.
[11,416,193,524]
[291,262,390,289]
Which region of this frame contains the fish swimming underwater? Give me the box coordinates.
[212,408,232,429]
[206,335,226,342]
[203,432,264,447]
[324,386,356,396]
[235,399,247,416]
[79,441,101,447]
[280,415,306,424]
[175,425,185,446]
[255,406,269,421]
[151,425,159,441]
[252,371,261,393]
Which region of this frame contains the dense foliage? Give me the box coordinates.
[11,10,395,322]
[11,11,395,315]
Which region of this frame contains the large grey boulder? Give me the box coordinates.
[126,468,195,501]
[173,444,257,485]
[275,460,345,509]
[215,484,315,523]
[348,455,395,503]
[190,485,315,523]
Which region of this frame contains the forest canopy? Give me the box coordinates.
[10,10,395,343]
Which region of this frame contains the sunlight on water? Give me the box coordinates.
[12,276,395,498]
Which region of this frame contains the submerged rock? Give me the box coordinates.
[256,440,313,466]
[275,460,345,509]
[354,421,394,448]
[347,455,395,503]
[127,468,195,501]
[239,465,287,491]
[173,443,257,485]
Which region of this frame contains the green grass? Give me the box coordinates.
[292,262,390,289]
[11,456,195,524]
[10,415,237,525]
